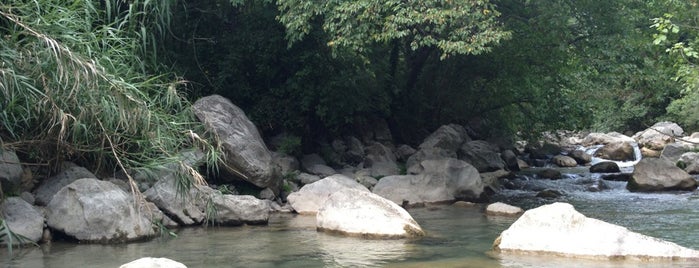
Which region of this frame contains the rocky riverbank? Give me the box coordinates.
[3,95,699,266]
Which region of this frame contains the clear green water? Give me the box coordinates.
[3,167,699,267]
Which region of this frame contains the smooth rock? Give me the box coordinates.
[589,162,620,173]
[34,162,97,206]
[418,124,469,153]
[552,155,577,167]
[363,142,399,177]
[500,150,520,172]
[0,149,23,193]
[0,197,44,244]
[593,141,635,161]
[628,158,697,192]
[661,142,688,163]
[316,188,424,238]
[582,132,635,146]
[119,257,187,268]
[494,202,699,260]
[633,121,683,151]
[144,175,216,225]
[209,194,270,226]
[458,140,506,172]
[485,202,523,216]
[569,150,592,165]
[47,179,155,242]
[286,174,369,214]
[373,158,484,206]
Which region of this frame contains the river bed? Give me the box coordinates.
[3,167,699,267]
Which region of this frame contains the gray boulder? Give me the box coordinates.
[0,197,44,244]
[144,174,216,225]
[494,202,699,259]
[679,152,699,174]
[272,152,299,176]
[286,174,369,214]
[661,142,688,163]
[301,154,336,177]
[316,188,424,238]
[406,147,456,173]
[628,158,697,192]
[418,124,469,153]
[0,149,23,193]
[582,132,635,146]
[395,144,417,162]
[47,179,155,243]
[209,194,270,226]
[633,121,683,151]
[552,155,577,167]
[594,141,635,161]
[193,95,279,189]
[35,162,97,206]
[373,158,484,206]
[569,150,592,165]
[458,140,505,172]
[363,142,399,177]
[589,162,620,173]
[500,150,520,172]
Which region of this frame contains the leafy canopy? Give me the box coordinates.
[276,0,511,59]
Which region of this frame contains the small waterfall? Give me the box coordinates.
[583,142,642,168]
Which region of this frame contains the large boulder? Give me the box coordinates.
[363,142,399,177]
[418,124,469,153]
[301,154,336,178]
[405,147,455,173]
[593,141,636,161]
[35,162,97,206]
[316,188,424,238]
[500,150,520,172]
[569,150,592,165]
[144,174,216,225]
[633,121,683,151]
[209,194,270,226]
[582,132,635,146]
[628,158,697,192]
[120,257,187,268]
[46,179,155,243]
[0,197,44,244]
[552,155,577,167]
[0,149,23,193]
[494,202,699,259]
[589,162,620,173]
[373,158,484,206]
[661,142,688,163]
[679,152,699,174]
[286,174,369,214]
[458,140,505,172]
[192,95,279,189]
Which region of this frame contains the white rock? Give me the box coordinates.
[485,202,523,216]
[495,202,699,260]
[119,257,186,268]
[316,188,424,238]
[287,174,369,214]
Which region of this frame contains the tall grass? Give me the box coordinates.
[0,0,220,196]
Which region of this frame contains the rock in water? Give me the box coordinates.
[47,179,155,243]
[628,158,698,192]
[0,197,44,244]
[120,257,187,268]
[287,174,369,214]
[494,202,699,260]
[316,188,424,238]
[192,95,279,190]
[485,202,523,216]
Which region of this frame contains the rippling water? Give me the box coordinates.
[3,166,699,267]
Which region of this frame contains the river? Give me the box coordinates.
[3,166,699,267]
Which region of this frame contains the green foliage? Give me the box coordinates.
[277,0,511,59]
[277,135,302,157]
[0,0,219,192]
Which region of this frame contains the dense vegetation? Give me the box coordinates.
[1,0,698,186]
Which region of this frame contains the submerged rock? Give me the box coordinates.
[494,202,699,260]
[119,257,187,268]
[628,158,697,192]
[537,169,562,180]
[316,188,424,238]
[485,202,523,216]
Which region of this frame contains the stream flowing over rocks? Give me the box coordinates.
[6,94,699,267]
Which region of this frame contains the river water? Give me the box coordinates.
[3,166,699,267]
